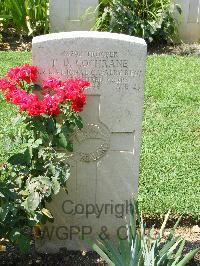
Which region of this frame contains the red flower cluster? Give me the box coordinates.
[7,65,37,84]
[0,65,90,116]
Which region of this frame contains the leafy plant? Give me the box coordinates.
[0,65,90,251]
[94,0,181,44]
[0,0,49,36]
[87,199,200,265]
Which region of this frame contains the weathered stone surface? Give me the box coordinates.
[49,0,98,32]
[32,31,147,252]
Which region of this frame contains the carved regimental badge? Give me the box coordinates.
[72,122,111,162]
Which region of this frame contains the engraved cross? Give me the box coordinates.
[67,95,135,205]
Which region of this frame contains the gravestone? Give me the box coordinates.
[50,0,98,32]
[32,31,147,252]
[174,0,200,42]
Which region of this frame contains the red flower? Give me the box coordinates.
[7,64,37,84]
[71,92,86,113]
[42,78,62,91]
[28,101,44,116]
[63,79,90,91]
[53,88,67,103]
[19,93,39,112]
[0,77,16,93]
[8,88,28,105]
[1,64,90,117]
[64,87,80,101]
[42,94,60,116]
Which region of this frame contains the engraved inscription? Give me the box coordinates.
[72,123,110,162]
[38,50,143,92]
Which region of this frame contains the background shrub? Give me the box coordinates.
[95,0,181,44]
[0,0,49,36]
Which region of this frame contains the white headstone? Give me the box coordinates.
[50,0,98,32]
[32,32,147,252]
[174,0,200,43]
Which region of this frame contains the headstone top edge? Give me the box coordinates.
[32,31,147,46]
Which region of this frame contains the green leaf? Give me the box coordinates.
[46,117,56,134]
[93,243,115,266]
[66,141,73,152]
[57,133,68,149]
[32,138,43,148]
[85,237,115,266]
[158,238,178,258]
[56,123,62,134]
[131,234,143,265]
[0,192,5,198]
[171,256,182,266]
[175,239,185,259]
[119,239,131,265]
[0,205,9,222]
[157,238,182,264]
[74,115,83,129]
[167,216,182,241]
[8,149,31,166]
[10,229,21,242]
[52,177,60,195]
[176,248,200,266]
[18,234,31,253]
[24,191,40,212]
[100,239,124,266]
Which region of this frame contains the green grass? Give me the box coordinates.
[0,52,199,221]
[140,55,200,221]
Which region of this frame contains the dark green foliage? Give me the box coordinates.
[0,53,85,251]
[0,107,83,251]
[95,0,181,44]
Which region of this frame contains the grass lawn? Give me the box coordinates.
[0,52,199,221]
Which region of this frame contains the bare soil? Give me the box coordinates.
[0,226,199,265]
[148,43,200,56]
[0,29,32,52]
[0,246,106,266]
[0,30,200,56]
